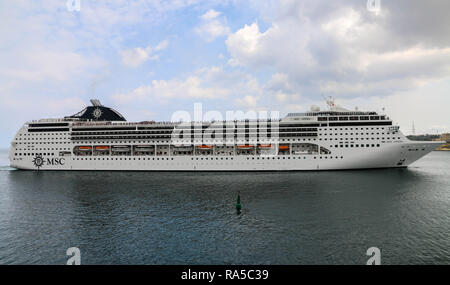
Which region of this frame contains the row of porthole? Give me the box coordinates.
[69,126,390,136]
[334,144,380,148]
[245,156,344,160]
[69,133,392,140]
[75,157,175,161]
[15,152,55,156]
[72,156,345,161]
[320,132,391,135]
[15,141,68,144]
[15,148,69,151]
[322,127,388,131]
[320,137,399,141]
[71,154,344,160]
[19,133,67,136]
[71,138,320,143]
[69,127,392,138]
[19,127,390,136]
[69,138,364,145]
[74,157,237,161]
[17,137,68,140]
[70,136,397,143]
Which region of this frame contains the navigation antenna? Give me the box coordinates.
[321,95,336,110]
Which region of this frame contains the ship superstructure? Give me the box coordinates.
[9,98,444,171]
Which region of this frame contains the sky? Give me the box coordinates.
[1,0,450,147]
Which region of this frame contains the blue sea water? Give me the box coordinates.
[0,149,449,264]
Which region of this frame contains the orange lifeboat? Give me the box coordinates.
[197,145,213,149]
[278,145,290,150]
[78,146,92,150]
[237,145,254,150]
[258,144,272,148]
[95,146,110,150]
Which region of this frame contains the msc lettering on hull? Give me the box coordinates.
[46,158,65,165]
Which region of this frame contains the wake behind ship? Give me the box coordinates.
[9,99,444,171]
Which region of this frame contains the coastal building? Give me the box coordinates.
[434,133,450,151]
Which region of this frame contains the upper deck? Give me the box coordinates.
[25,97,393,132]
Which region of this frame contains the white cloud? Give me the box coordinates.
[226,20,317,76]
[236,95,258,108]
[226,23,263,63]
[111,66,304,113]
[0,49,96,82]
[120,40,169,67]
[266,73,295,93]
[226,1,450,100]
[120,47,150,67]
[195,9,230,42]
[154,39,169,51]
[112,75,230,104]
[200,9,221,20]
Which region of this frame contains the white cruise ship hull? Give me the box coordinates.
[10,141,442,171]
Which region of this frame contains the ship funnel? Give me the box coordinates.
[90,99,103,106]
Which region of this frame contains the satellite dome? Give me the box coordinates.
[310,105,320,112]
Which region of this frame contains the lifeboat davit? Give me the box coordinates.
[111,145,131,152]
[135,145,154,150]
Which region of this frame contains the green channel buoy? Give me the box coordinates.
[236,193,242,212]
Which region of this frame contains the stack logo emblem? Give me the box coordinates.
[93,108,102,119]
[32,155,44,169]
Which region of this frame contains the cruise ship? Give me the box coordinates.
[9,98,444,171]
